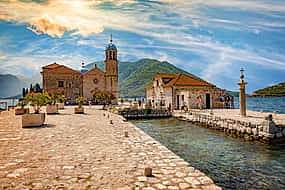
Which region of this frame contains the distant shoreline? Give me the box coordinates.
[247,95,285,98]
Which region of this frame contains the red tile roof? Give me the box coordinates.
[152,73,215,88]
[42,63,81,74]
[145,84,153,89]
[42,63,60,69]
[166,74,214,87]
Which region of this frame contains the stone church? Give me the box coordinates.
[41,38,119,103]
[146,73,228,110]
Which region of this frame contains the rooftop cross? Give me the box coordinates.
[240,68,245,75]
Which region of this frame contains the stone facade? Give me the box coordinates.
[82,67,106,101]
[146,73,227,110]
[42,39,119,103]
[42,65,83,102]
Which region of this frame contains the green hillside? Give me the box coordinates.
[253,82,285,96]
[87,58,201,97]
[119,59,199,97]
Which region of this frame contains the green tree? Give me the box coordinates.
[25,93,49,113]
[93,90,115,104]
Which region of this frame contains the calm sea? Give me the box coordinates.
[133,118,285,190]
[0,99,19,109]
[234,97,285,114]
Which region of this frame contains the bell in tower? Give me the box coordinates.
[104,34,119,104]
[105,34,117,61]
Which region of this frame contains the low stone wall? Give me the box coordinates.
[173,111,285,143]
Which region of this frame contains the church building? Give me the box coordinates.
[41,37,119,103]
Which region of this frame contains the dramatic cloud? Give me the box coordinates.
[0,0,128,37]
[1,0,285,92]
[27,15,68,37]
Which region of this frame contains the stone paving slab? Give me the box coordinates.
[0,106,220,190]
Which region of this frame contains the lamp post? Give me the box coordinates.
[238,68,247,117]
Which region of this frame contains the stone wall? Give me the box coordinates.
[42,67,82,102]
[83,68,106,101]
[146,85,226,110]
[173,111,285,143]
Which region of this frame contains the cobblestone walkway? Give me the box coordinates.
[0,106,220,190]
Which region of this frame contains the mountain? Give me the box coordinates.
[0,74,42,98]
[253,82,285,96]
[119,59,199,97]
[0,74,25,98]
[86,58,201,97]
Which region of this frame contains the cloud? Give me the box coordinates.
[27,15,68,37]
[0,55,6,59]
[0,14,12,21]
[0,0,125,37]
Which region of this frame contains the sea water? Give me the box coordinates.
[133,118,285,190]
[0,99,18,109]
[234,97,285,114]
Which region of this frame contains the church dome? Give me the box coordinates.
[80,62,89,73]
[106,42,117,50]
[81,68,89,73]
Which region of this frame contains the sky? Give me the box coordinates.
[0,0,285,93]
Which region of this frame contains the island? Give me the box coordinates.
[252,82,285,97]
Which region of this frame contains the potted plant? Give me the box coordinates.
[56,94,65,109]
[21,93,49,127]
[75,96,85,114]
[15,100,29,115]
[46,93,59,114]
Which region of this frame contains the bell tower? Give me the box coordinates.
[105,34,119,103]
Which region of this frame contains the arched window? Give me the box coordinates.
[109,51,113,59]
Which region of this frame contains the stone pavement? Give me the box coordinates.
[0,106,220,190]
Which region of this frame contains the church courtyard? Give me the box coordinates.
[0,106,219,190]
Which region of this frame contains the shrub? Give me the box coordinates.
[18,100,27,109]
[93,90,115,104]
[76,96,85,108]
[25,93,49,114]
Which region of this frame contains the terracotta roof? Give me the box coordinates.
[42,63,60,69]
[83,67,104,75]
[150,73,215,88]
[145,84,153,89]
[164,73,214,87]
[42,63,81,74]
[155,73,177,79]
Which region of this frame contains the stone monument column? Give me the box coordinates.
[238,68,247,117]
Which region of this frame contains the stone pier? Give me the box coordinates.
[0,106,220,190]
[173,109,285,143]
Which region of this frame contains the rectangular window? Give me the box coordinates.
[182,95,184,102]
[58,81,64,88]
